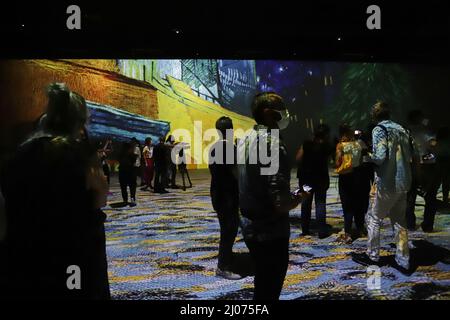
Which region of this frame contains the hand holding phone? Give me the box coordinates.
[292,185,312,198]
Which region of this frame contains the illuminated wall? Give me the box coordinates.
[218,60,257,116]
[117,59,255,168]
[2,59,431,168]
[0,59,164,150]
[0,59,256,169]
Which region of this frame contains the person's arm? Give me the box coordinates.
[295,145,304,163]
[370,126,388,166]
[267,143,302,213]
[135,146,141,158]
[86,158,108,209]
[148,146,153,158]
[426,136,437,154]
[335,143,343,168]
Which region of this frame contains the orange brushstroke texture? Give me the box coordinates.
[0,59,159,149]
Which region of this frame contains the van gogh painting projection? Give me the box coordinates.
[327,63,412,129]
[0,59,444,167]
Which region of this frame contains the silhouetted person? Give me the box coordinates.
[141,137,154,191]
[178,144,192,191]
[405,110,440,232]
[238,92,305,300]
[209,117,241,280]
[335,124,365,244]
[355,128,374,227]
[436,126,450,205]
[296,123,333,238]
[131,137,142,191]
[0,83,110,299]
[153,137,169,194]
[98,139,112,185]
[118,141,138,206]
[353,102,412,274]
[166,135,177,188]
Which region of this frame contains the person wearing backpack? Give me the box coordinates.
[352,102,413,274]
[335,124,364,244]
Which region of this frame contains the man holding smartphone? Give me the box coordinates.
[238,92,306,300]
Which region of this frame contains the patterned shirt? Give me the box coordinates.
[237,125,292,241]
[371,120,412,193]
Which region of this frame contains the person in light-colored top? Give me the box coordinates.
[352,102,412,275]
[141,137,154,191]
[132,138,142,168]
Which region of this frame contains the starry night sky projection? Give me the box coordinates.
[255,60,344,112]
[256,60,320,102]
[254,60,346,151]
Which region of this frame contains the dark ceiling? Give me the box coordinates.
[1,1,449,61]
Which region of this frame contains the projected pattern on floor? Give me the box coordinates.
[103,171,450,300]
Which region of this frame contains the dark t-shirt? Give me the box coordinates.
[118,143,137,172]
[208,140,238,211]
[153,142,168,168]
[297,139,332,189]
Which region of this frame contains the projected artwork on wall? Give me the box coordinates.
[0,58,436,168]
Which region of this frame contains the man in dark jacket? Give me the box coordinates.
[237,92,304,300]
[153,137,169,194]
[405,110,440,232]
[209,116,241,280]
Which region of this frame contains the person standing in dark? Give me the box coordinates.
[209,116,241,280]
[141,137,155,191]
[153,137,169,194]
[296,123,332,238]
[353,102,412,273]
[131,137,142,191]
[238,92,305,300]
[335,124,364,243]
[98,138,112,185]
[178,143,192,191]
[437,126,450,206]
[354,129,373,236]
[405,110,440,232]
[0,83,110,299]
[118,141,138,207]
[166,135,177,188]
